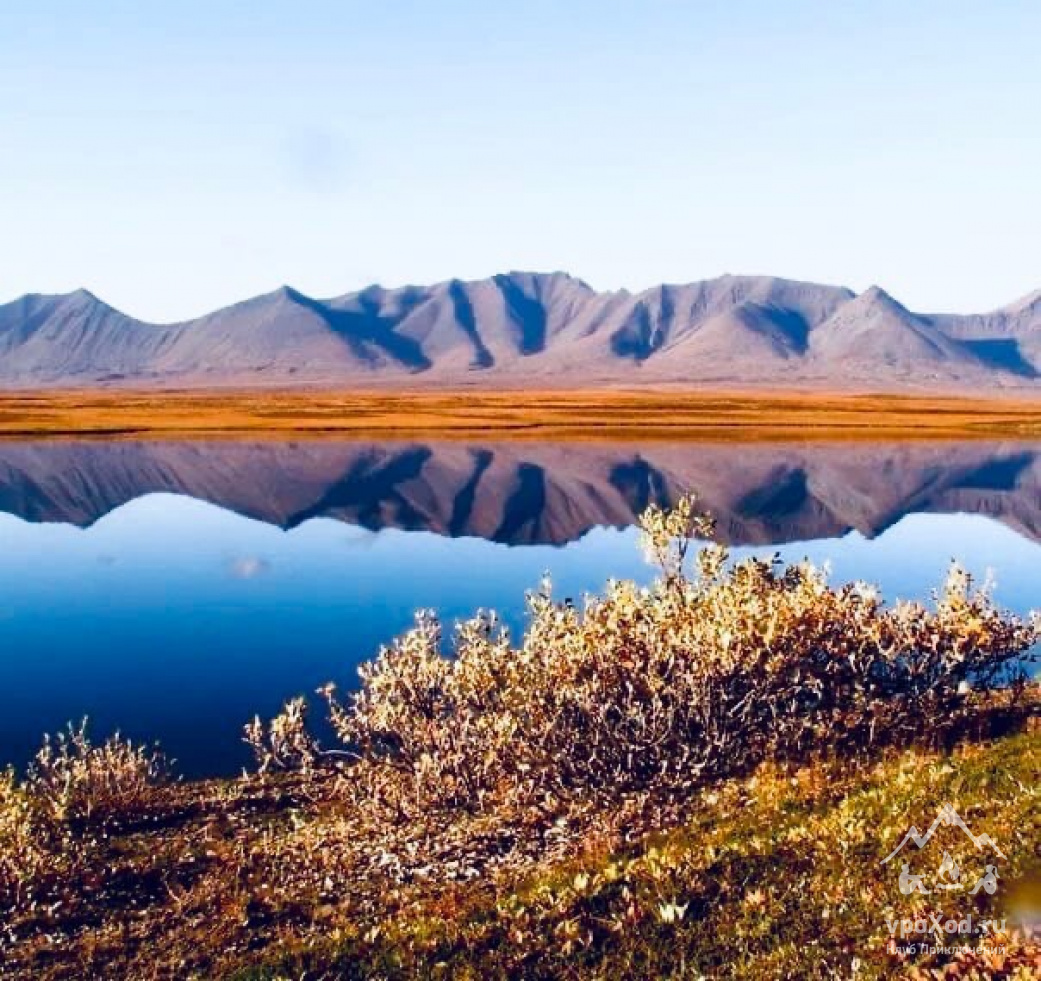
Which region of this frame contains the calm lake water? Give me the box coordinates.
[0,438,1038,777]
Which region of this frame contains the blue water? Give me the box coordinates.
[0,439,1037,776]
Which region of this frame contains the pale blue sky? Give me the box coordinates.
[1,1,1039,321]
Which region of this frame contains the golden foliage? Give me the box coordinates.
[244,696,321,775]
[1,723,168,916]
[287,494,1038,815]
[0,769,48,906]
[25,720,168,828]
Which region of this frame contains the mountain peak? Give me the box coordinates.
[503,269,579,282]
[1,272,1038,390]
[1003,288,1041,315]
[248,285,310,307]
[63,288,123,315]
[850,285,918,317]
[269,284,303,300]
[859,284,896,303]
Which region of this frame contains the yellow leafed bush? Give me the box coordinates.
[0,769,45,904]
[24,720,168,828]
[254,495,1038,815]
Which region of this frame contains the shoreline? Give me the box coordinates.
[1,389,1041,441]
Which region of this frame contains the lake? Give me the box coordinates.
[0,438,1038,777]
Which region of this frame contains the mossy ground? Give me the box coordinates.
[239,721,1041,980]
[3,711,1038,979]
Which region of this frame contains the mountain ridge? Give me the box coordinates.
[1,273,1039,389]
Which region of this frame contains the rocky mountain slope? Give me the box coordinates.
[1,274,1039,389]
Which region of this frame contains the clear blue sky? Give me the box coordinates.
[1,1,1039,321]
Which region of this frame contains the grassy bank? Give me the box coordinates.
[1,389,1041,439]
[2,500,1039,979]
[245,730,1041,980]
[3,718,1038,979]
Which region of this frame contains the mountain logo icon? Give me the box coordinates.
[880,802,1007,865]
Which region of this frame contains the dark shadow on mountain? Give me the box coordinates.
[448,281,494,368]
[610,303,659,361]
[493,275,547,355]
[288,288,432,371]
[763,305,811,354]
[963,339,1039,378]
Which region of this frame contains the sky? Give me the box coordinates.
[1,1,1039,322]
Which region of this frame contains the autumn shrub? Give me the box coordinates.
[244,696,320,774]
[1,723,170,910]
[281,495,1036,812]
[0,768,46,905]
[24,720,169,828]
[252,496,1038,813]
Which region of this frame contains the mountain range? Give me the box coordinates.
[1,274,1040,390]
[1,439,1038,545]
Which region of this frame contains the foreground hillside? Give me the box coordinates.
[2,499,1039,979]
[1,273,1040,389]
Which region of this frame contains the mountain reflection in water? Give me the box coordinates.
[0,438,1039,545]
[0,437,1037,777]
